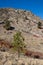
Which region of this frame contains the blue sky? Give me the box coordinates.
[0,0,43,19]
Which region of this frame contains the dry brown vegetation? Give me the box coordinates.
[0,39,43,60]
[0,39,13,50]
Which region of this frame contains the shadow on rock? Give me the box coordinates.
[7,26,15,30]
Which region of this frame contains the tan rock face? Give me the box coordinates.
[0,8,43,52]
[0,51,43,65]
[0,62,3,65]
[0,8,43,65]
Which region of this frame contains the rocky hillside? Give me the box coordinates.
[0,8,43,65]
[0,8,43,52]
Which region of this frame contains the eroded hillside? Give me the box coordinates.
[0,8,43,52]
[0,8,43,65]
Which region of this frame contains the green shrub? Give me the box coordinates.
[12,31,25,58]
[37,22,42,29]
[4,19,11,30]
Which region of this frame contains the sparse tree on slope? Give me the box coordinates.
[4,18,11,30]
[12,31,25,58]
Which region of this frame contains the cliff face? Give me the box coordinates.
[0,8,43,52]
